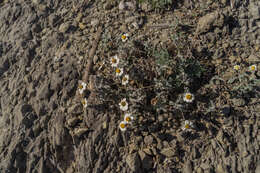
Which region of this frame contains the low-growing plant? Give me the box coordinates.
[79,30,214,134]
[228,69,260,98]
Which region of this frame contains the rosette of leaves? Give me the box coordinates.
[228,73,260,98]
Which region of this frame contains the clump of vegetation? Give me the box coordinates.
[77,28,259,139]
[228,64,260,98]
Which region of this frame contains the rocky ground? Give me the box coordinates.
[0,0,260,173]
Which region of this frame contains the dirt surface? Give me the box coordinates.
[0,0,259,173]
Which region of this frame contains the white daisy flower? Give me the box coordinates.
[121,33,129,42]
[233,65,240,71]
[183,92,194,103]
[54,56,60,62]
[110,55,119,67]
[78,81,87,95]
[182,120,193,131]
[249,64,257,72]
[124,113,134,124]
[122,74,129,85]
[115,68,123,77]
[81,98,88,108]
[119,121,127,131]
[119,98,128,111]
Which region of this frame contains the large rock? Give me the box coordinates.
[196,11,225,34]
[126,152,141,172]
[138,150,153,170]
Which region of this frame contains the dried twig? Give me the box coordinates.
[82,26,102,83]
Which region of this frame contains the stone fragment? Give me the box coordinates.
[221,0,227,5]
[160,148,175,157]
[196,167,204,173]
[67,117,80,127]
[144,135,154,146]
[59,22,71,33]
[250,4,260,19]
[119,1,136,11]
[143,148,153,156]
[118,1,126,10]
[37,83,53,100]
[49,14,60,27]
[91,19,99,27]
[216,164,226,173]
[74,127,90,137]
[126,152,141,172]
[68,103,83,115]
[222,70,234,81]
[248,54,259,63]
[231,98,246,107]
[104,2,114,10]
[200,162,210,170]
[255,161,260,173]
[192,146,201,159]
[220,105,231,116]
[125,2,136,10]
[140,2,153,12]
[138,150,153,170]
[78,23,86,30]
[183,160,192,173]
[32,23,42,33]
[196,11,225,34]
[76,13,82,22]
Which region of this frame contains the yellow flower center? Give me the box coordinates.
[121,101,126,106]
[82,100,86,105]
[251,66,255,71]
[185,124,190,129]
[185,94,192,100]
[79,84,83,89]
[111,58,117,63]
[234,65,240,70]
[125,116,131,122]
[122,77,127,81]
[121,35,127,40]
[151,98,157,105]
[116,68,121,74]
[120,123,126,129]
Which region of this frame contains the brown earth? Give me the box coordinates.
[0,0,259,173]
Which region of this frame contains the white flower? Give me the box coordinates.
[249,64,257,72]
[115,68,123,77]
[119,98,128,111]
[233,65,240,71]
[124,113,133,124]
[81,98,88,108]
[183,92,194,103]
[119,121,127,131]
[122,74,129,85]
[121,33,129,42]
[110,55,119,67]
[78,81,87,95]
[182,120,193,131]
[54,56,60,62]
